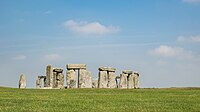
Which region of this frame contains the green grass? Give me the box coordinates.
[0,87,200,112]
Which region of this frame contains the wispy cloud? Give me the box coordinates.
[64,20,120,35]
[149,45,199,60]
[182,0,200,3]
[12,55,26,60]
[177,35,200,43]
[44,54,62,61]
[149,45,183,57]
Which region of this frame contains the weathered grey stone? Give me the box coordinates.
[67,64,86,70]
[36,78,41,89]
[53,72,57,88]
[98,71,108,88]
[38,76,46,79]
[44,77,47,87]
[98,67,116,72]
[46,65,53,87]
[127,74,134,89]
[19,74,26,88]
[36,76,47,89]
[66,69,76,88]
[60,73,64,88]
[119,73,128,89]
[108,72,116,88]
[92,80,98,88]
[133,72,140,89]
[115,76,120,88]
[57,73,64,88]
[122,70,133,74]
[53,68,63,73]
[78,69,92,88]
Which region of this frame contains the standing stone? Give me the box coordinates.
[78,69,92,88]
[66,69,76,88]
[44,77,47,87]
[36,77,41,89]
[60,73,64,88]
[115,76,120,88]
[133,72,140,89]
[108,71,116,88]
[46,65,53,88]
[119,73,128,88]
[92,80,98,88]
[127,74,134,89]
[53,72,57,88]
[19,74,26,88]
[57,73,64,88]
[98,71,108,88]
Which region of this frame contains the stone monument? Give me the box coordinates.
[98,67,116,88]
[19,74,26,88]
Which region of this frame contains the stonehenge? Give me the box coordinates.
[19,74,26,88]
[119,70,140,89]
[66,64,92,88]
[36,65,64,89]
[98,67,116,88]
[33,64,140,89]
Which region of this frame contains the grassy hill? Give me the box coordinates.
[0,87,199,112]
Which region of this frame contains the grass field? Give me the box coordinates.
[0,87,199,112]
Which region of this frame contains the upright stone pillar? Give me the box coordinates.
[127,74,134,89]
[98,67,116,88]
[133,72,140,89]
[119,73,128,88]
[53,71,57,88]
[115,76,120,88]
[108,71,116,88]
[57,73,64,88]
[44,77,47,87]
[46,65,53,88]
[36,77,41,89]
[66,69,76,88]
[78,69,92,88]
[19,74,26,88]
[123,70,134,89]
[98,70,108,88]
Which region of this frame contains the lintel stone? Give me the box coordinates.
[134,72,140,76]
[122,70,133,74]
[38,76,46,79]
[66,64,86,70]
[53,68,63,73]
[98,67,116,72]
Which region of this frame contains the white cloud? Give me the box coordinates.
[64,20,120,35]
[182,0,200,3]
[177,35,200,43]
[12,55,26,60]
[149,45,199,60]
[150,45,184,57]
[44,54,62,61]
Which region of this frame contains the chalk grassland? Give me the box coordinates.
[0,87,199,112]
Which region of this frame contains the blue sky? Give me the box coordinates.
[0,0,200,88]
